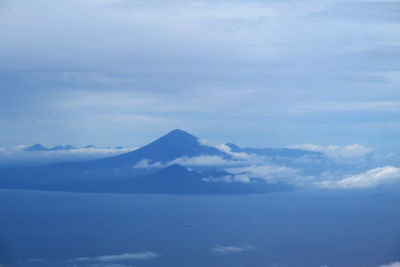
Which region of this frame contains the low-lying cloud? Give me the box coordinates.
[203,141,252,160]
[379,262,400,267]
[211,245,255,255]
[226,165,301,184]
[289,144,373,160]
[170,155,236,167]
[18,251,158,267]
[0,146,137,167]
[134,155,246,169]
[73,251,159,262]
[315,166,400,189]
[202,174,251,183]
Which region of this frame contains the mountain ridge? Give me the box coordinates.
[0,129,307,194]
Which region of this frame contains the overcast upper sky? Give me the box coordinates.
[1,0,399,150]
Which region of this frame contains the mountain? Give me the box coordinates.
[23,144,50,151]
[226,143,322,158]
[24,144,76,151]
[1,129,295,194]
[101,129,225,165]
[0,129,227,185]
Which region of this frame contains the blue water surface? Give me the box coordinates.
[0,190,399,267]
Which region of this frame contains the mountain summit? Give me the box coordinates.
[24,144,49,151]
[108,129,225,164]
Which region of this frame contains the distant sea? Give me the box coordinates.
[0,189,399,267]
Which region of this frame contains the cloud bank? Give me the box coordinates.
[380,262,400,267]
[289,144,373,160]
[315,166,400,189]
[0,146,137,167]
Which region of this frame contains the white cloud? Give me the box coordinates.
[134,155,245,169]
[2,0,400,149]
[0,145,136,155]
[134,159,164,169]
[211,245,255,255]
[134,154,305,185]
[380,262,400,267]
[202,174,251,183]
[226,164,300,183]
[169,155,236,167]
[289,144,373,160]
[74,252,158,262]
[0,146,138,167]
[293,101,400,113]
[198,139,253,160]
[315,166,400,189]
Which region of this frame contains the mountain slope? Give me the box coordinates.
[3,164,292,194]
[24,144,50,151]
[98,129,225,166]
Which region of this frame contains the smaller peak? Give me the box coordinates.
[226,143,241,151]
[24,143,49,151]
[159,164,190,174]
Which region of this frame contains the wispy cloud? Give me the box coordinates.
[289,144,373,160]
[379,261,400,267]
[73,251,158,262]
[291,101,400,114]
[207,142,253,160]
[1,0,400,149]
[19,252,158,267]
[203,174,251,183]
[211,245,255,255]
[134,159,164,169]
[170,155,236,167]
[0,146,137,167]
[226,164,301,184]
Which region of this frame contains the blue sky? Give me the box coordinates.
[1,0,399,150]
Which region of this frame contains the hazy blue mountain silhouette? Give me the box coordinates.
[0,130,227,186]
[226,143,322,158]
[1,129,295,194]
[99,129,225,166]
[24,144,76,151]
[24,144,50,151]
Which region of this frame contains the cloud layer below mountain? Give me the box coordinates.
[315,166,400,189]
